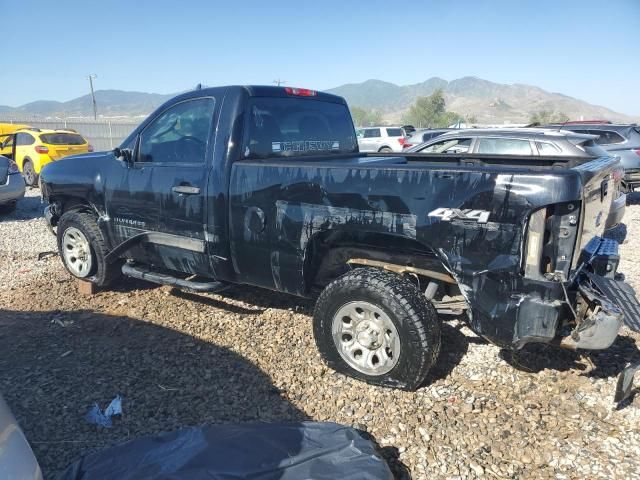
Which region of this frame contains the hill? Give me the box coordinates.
[327,76,639,124]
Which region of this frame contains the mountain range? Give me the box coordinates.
[326,77,638,124]
[1,76,637,124]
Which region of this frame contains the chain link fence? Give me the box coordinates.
[0,118,140,151]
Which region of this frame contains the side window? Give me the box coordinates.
[420,137,472,154]
[477,137,532,155]
[363,128,381,138]
[536,141,561,155]
[16,133,35,146]
[138,97,215,164]
[589,130,625,145]
[385,128,404,137]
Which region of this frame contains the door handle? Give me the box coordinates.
[172,185,200,195]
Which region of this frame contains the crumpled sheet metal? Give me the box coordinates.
[59,421,393,480]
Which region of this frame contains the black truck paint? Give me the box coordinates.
[40,86,640,397]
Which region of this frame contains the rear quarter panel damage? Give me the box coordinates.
[229,161,584,347]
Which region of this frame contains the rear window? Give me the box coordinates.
[385,128,404,137]
[243,98,357,159]
[40,133,86,145]
[423,131,445,142]
[573,129,625,145]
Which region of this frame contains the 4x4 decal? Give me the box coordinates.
[428,207,491,224]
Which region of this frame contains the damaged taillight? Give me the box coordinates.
[524,208,547,279]
[524,202,580,280]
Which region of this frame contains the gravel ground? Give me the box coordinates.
[1,189,640,479]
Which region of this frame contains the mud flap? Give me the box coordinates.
[615,362,640,404]
[585,272,640,332]
[580,273,640,404]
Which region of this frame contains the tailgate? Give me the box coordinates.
[573,156,619,253]
[49,144,88,160]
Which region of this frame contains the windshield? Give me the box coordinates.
[243,97,357,159]
[39,133,86,145]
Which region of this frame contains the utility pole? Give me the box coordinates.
[87,74,98,120]
[273,79,286,86]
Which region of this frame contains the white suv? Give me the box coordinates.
[356,126,406,153]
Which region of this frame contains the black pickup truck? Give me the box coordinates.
[40,86,640,400]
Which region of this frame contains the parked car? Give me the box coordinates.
[0,394,42,479]
[406,128,626,230]
[40,86,640,401]
[356,126,406,152]
[402,128,455,150]
[0,122,30,136]
[542,123,640,192]
[0,155,25,214]
[0,128,93,186]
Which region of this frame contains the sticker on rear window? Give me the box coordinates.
[272,140,340,153]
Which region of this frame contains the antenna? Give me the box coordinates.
[273,79,287,86]
[558,119,569,133]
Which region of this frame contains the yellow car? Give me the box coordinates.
[0,128,93,186]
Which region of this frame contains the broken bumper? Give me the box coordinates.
[563,239,640,403]
[560,272,628,351]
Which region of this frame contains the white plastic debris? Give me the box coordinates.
[85,395,122,428]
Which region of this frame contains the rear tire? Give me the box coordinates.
[57,210,121,287]
[379,147,393,153]
[22,159,38,187]
[313,267,441,390]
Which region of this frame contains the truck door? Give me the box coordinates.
[135,97,216,275]
[107,97,216,276]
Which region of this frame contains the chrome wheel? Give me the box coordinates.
[62,227,93,277]
[331,301,401,376]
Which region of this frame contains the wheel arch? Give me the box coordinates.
[21,156,32,170]
[47,195,102,230]
[302,229,458,295]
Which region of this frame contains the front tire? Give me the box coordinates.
[22,159,38,187]
[57,211,121,287]
[313,268,441,390]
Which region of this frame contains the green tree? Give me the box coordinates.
[350,106,383,127]
[403,89,462,128]
[529,110,569,125]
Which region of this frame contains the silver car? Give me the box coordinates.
[0,155,25,214]
[543,123,640,192]
[407,128,626,230]
[356,126,406,153]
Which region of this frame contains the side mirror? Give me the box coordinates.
[113,147,133,164]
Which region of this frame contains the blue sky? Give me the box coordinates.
[2,0,639,114]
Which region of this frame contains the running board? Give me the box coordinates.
[121,263,228,293]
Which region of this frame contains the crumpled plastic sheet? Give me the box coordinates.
[59,421,393,480]
[84,396,122,428]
